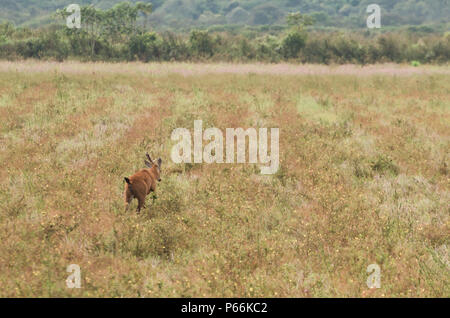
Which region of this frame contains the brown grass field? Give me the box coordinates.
[0,61,448,297]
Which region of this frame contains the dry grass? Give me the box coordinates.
[0,62,448,297]
[1,60,449,76]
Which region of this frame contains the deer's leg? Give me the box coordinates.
[124,187,133,211]
[136,195,145,214]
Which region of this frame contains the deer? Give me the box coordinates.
[124,153,162,213]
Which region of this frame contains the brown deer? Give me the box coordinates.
[124,153,162,213]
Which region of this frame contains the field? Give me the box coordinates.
[0,61,448,297]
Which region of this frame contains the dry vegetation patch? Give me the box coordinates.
[0,62,448,297]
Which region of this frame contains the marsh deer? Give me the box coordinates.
[124,153,162,213]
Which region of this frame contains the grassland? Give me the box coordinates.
[0,61,448,297]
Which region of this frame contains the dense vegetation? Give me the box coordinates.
[0,2,448,64]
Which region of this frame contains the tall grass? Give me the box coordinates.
[0,62,448,297]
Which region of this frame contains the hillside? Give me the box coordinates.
[1,0,449,29]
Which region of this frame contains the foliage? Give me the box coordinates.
[280,12,312,59]
[0,2,448,63]
[189,30,214,57]
[1,0,449,30]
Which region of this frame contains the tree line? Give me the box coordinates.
[0,3,448,64]
[2,0,448,30]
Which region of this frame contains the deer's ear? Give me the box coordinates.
[157,158,162,168]
[145,160,153,168]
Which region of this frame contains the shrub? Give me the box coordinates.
[128,32,160,61]
[281,30,306,59]
[189,30,214,57]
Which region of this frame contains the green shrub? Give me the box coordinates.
[189,30,214,57]
[281,30,306,59]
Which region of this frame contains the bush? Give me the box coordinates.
[281,30,306,59]
[128,32,160,61]
[0,20,448,64]
[189,30,214,57]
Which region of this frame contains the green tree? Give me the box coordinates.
[136,2,153,29]
[281,11,313,59]
[286,11,314,30]
[189,30,214,57]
